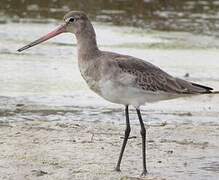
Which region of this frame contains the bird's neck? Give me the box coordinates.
[75,22,99,61]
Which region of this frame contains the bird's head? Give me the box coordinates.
[64,11,89,34]
[18,11,89,52]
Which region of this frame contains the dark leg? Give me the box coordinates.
[115,105,130,171]
[136,108,148,175]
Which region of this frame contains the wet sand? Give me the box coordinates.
[0,119,218,180]
[0,8,219,180]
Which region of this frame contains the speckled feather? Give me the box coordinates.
[97,52,212,94]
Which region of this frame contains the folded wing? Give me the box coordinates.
[113,55,213,94]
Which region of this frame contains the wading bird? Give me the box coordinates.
[18,11,214,175]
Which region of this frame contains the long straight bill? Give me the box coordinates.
[17,24,67,52]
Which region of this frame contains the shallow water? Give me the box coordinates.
[0,3,219,180]
[0,1,219,125]
[0,20,219,125]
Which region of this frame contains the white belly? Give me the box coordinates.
[99,80,179,107]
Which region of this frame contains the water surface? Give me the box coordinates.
[0,3,219,179]
[0,21,219,125]
[0,0,219,125]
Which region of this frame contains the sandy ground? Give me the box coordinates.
[0,119,218,180]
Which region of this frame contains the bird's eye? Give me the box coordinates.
[69,17,75,23]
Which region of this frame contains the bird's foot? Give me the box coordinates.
[141,169,148,176]
[115,166,121,172]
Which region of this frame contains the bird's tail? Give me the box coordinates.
[191,82,213,93]
[191,82,219,95]
[211,91,219,94]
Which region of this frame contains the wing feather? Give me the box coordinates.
[111,55,212,94]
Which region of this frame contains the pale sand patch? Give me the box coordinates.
[0,120,218,180]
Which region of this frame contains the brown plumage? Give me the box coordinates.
[114,54,213,94]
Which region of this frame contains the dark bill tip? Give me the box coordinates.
[17,24,67,52]
[17,45,31,52]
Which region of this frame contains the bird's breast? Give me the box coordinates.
[78,60,102,94]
